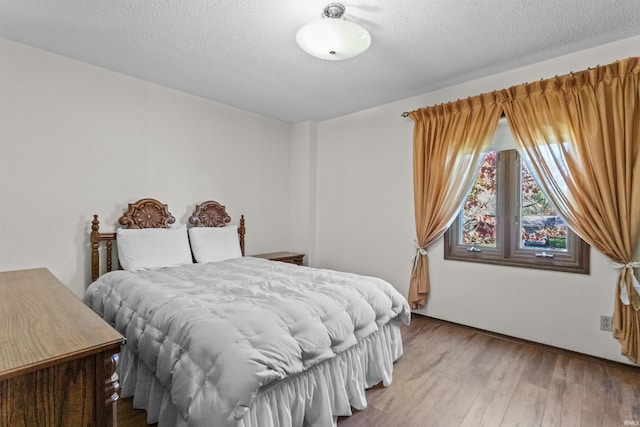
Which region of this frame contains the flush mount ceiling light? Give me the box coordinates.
[296,3,371,61]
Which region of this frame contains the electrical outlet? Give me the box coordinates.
[600,315,613,332]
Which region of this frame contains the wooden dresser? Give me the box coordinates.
[0,268,124,427]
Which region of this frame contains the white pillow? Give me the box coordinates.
[116,225,193,271]
[188,225,242,263]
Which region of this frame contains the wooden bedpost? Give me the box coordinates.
[238,215,246,256]
[106,240,113,275]
[91,214,117,281]
[91,215,100,282]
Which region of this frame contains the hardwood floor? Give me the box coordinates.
[117,315,640,427]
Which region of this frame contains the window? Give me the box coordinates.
[444,148,590,273]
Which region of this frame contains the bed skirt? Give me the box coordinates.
[119,320,404,427]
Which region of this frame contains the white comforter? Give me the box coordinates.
[84,256,410,427]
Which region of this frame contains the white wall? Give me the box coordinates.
[3,34,639,364]
[288,121,317,263]
[312,35,640,364]
[0,38,292,297]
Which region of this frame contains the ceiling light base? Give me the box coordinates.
[323,3,346,19]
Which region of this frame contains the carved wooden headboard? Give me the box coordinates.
[118,198,175,229]
[90,199,245,281]
[189,200,245,256]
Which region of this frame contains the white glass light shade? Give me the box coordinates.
[296,18,371,61]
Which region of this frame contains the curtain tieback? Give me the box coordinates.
[610,260,640,305]
[412,240,428,273]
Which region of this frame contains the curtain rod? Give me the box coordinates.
[399,60,623,118]
[401,110,506,118]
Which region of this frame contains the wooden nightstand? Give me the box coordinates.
[253,251,305,265]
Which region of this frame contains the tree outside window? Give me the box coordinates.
[445,149,589,273]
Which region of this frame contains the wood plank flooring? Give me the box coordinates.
[117,315,640,427]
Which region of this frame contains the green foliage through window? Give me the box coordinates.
[520,162,567,251]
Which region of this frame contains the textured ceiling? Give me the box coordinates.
[1,1,639,124]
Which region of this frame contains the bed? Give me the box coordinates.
[85,198,410,427]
